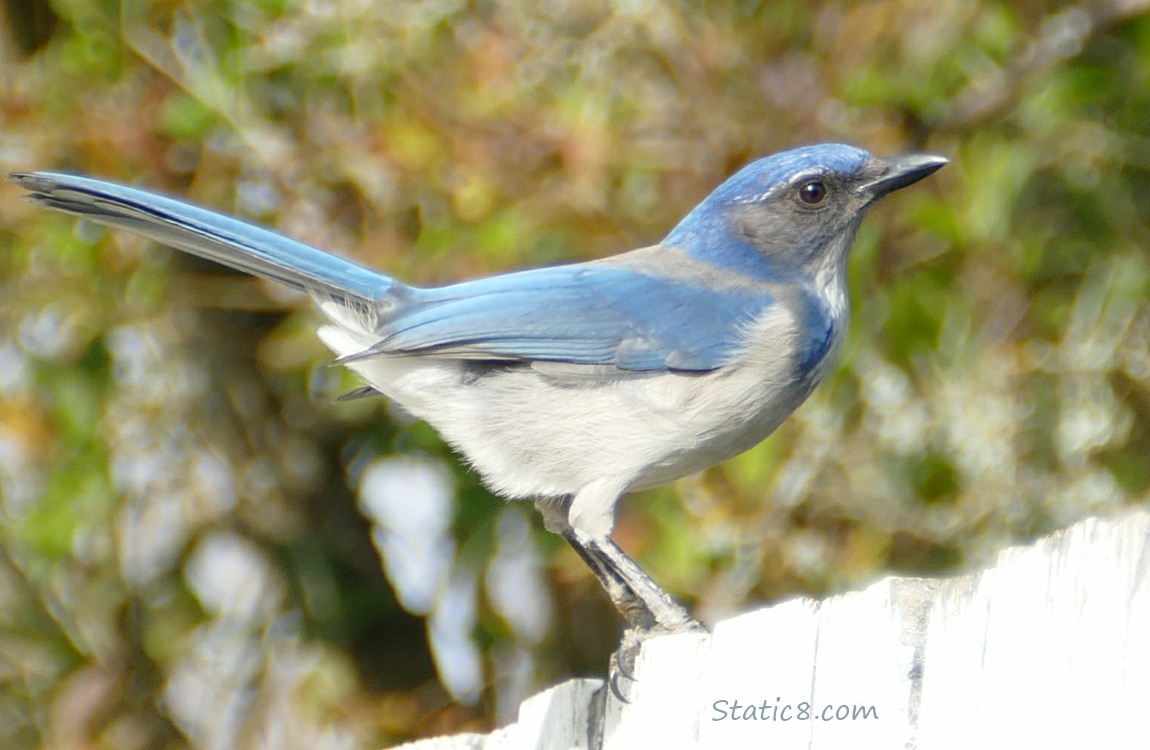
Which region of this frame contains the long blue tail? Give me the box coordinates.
[10,172,397,304]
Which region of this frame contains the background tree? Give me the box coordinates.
[1,1,1148,747]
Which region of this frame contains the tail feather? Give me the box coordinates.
[10,171,397,306]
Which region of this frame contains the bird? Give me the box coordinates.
[10,143,946,655]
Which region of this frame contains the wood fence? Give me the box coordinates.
[397,510,1150,749]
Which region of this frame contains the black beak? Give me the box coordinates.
[861,153,949,199]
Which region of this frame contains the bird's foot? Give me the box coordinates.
[608,619,709,703]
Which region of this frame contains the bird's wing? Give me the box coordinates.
[10,171,396,305]
[356,264,771,372]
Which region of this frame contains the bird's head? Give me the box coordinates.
[664,143,947,278]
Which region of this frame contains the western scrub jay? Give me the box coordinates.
[10,144,945,656]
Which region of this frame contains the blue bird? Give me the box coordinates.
[10,144,945,649]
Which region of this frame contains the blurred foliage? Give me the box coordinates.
[1,0,1149,747]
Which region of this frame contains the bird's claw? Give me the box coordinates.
[614,645,637,681]
[609,669,631,704]
[606,628,642,703]
[605,627,648,703]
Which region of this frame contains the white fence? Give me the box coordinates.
[398,510,1150,749]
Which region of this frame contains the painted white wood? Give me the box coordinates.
[393,510,1150,750]
[393,679,603,750]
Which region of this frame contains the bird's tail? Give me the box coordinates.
[9,171,399,306]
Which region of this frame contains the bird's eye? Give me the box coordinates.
[797,181,828,205]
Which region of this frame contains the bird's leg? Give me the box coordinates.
[534,497,637,618]
[575,531,705,635]
[534,497,707,679]
[576,528,709,691]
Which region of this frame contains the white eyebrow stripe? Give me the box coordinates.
[731,167,837,204]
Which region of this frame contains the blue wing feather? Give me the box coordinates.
[375,265,770,372]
